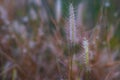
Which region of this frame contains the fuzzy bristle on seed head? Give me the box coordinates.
[83,37,89,66]
[69,4,77,43]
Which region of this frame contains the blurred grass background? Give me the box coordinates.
[0,0,120,80]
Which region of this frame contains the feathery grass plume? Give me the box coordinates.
[68,3,77,80]
[69,3,76,43]
[83,37,89,66]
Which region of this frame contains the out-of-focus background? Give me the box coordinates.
[0,0,120,80]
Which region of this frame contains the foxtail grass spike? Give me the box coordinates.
[69,4,76,43]
[83,37,89,66]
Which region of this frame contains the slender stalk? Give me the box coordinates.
[68,44,73,80]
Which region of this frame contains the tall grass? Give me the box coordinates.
[0,0,120,80]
